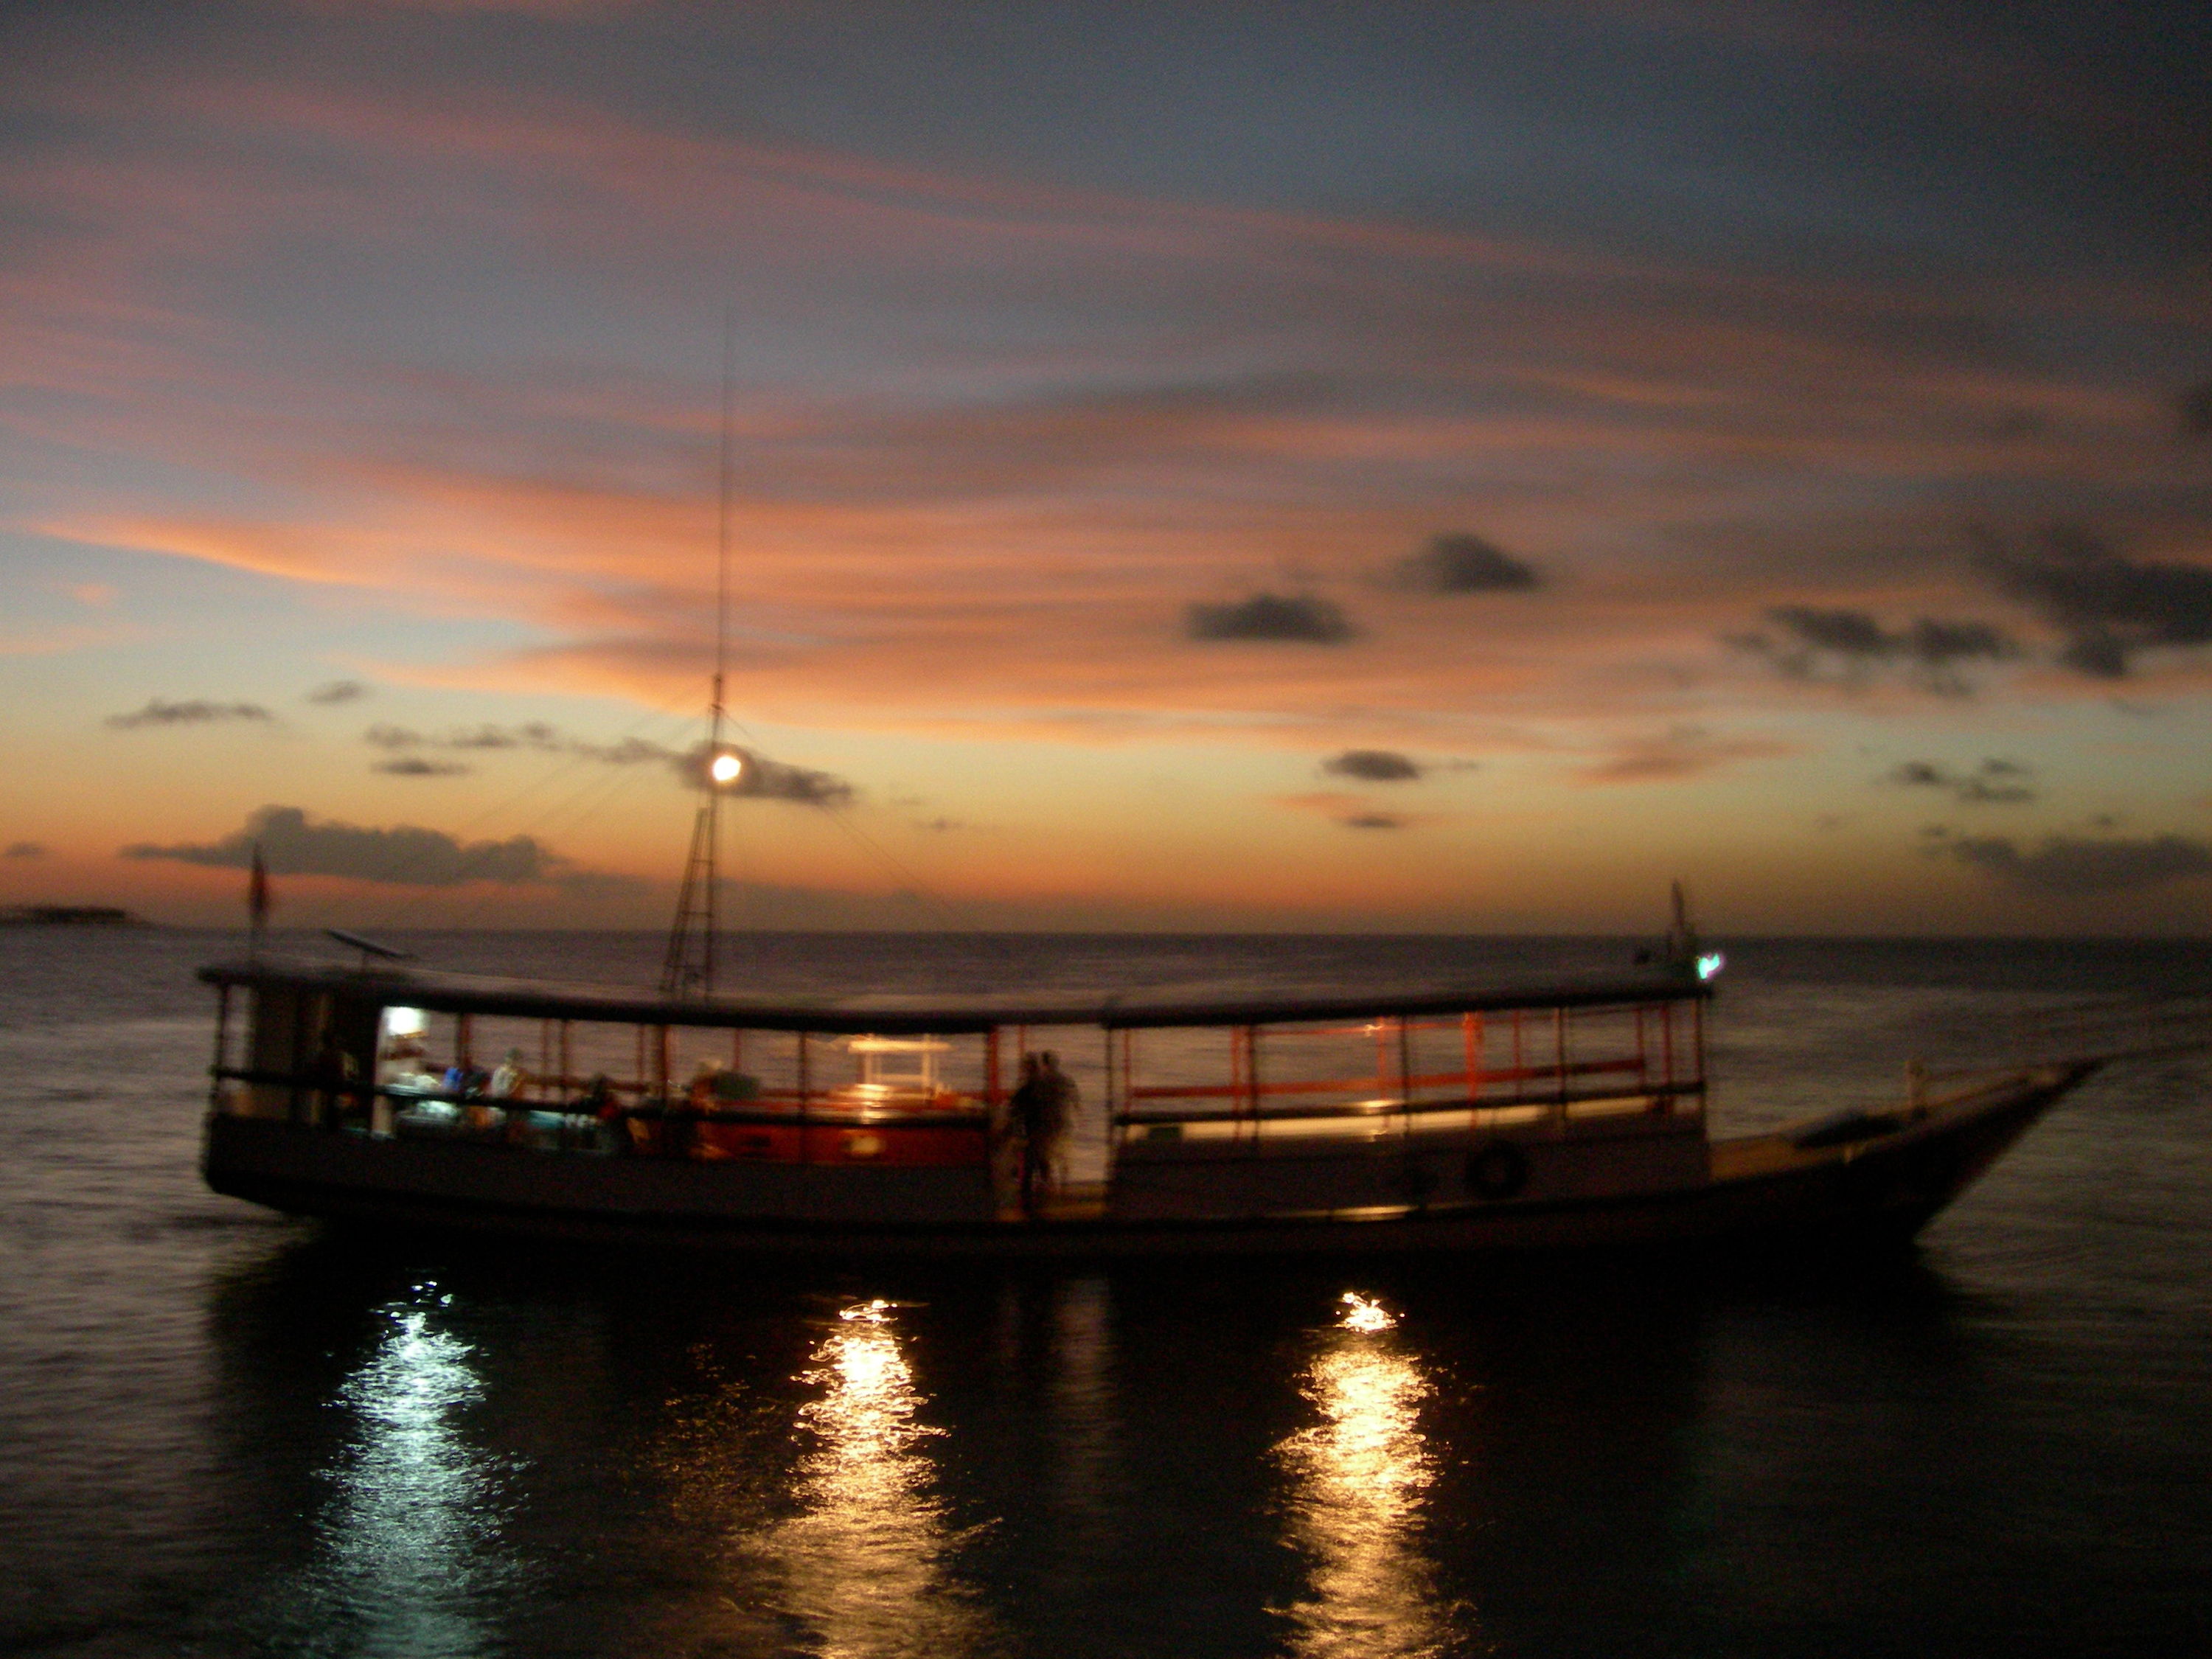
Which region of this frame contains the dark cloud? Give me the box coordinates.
[451,722,560,751]
[1942,831,2212,895]
[362,723,852,800]
[2180,379,2212,437]
[4,841,47,858]
[1972,524,2212,679]
[1273,790,1440,829]
[593,737,678,766]
[121,805,566,887]
[1904,619,2014,668]
[1186,592,1354,644]
[305,680,368,705]
[1732,607,2016,694]
[105,698,275,728]
[674,742,855,805]
[369,723,675,765]
[1322,749,1423,782]
[1770,607,1891,657]
[1981,410,2047,442]
[367,722,555,752]
[1884,758,2037,804]
[1385,534,1540,595]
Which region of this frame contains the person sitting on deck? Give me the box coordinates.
[489,1048,528,1099]
[686,1059,723,1110]
[576,1074,623,1151]
[487,1048,535,1145]
[686,1060,763,1113]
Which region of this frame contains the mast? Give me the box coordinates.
[660,313,740,998]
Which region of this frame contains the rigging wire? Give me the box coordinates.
[817,801,966,931]
[350,698,704,941]
[422,743,681,939]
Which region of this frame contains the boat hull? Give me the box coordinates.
[202,1063,2095,1260]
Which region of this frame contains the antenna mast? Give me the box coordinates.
[660,313,739,998]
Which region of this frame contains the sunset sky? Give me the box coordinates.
[4,0,2209,933]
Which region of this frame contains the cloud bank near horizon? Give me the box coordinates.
[122,804,585,888]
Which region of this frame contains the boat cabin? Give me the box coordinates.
[200,960,1712,1229]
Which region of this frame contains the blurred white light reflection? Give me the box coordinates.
[1273,1294,1453,1659]
[312,1295,510,1657]
[740,1300,995,1658]
[1340,1291,1394,1332]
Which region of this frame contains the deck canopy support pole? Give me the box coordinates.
[1554,1006,1569,1130]
[1099,1024,1115,1178]
[1397,1015,1413,1138]
[797,1032,812,1166]
[1463,1012,1483,1107]
[210,985,231,1112]
[1119,1029,1136,1147]
[288,994,308,1127]
[1693,998,1708,1107]
[1239,1025,1261,1146]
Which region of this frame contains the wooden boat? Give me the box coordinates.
[196,373,2106,1259]
[197,955,2098,1258]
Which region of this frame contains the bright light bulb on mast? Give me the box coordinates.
[709,751,743,787]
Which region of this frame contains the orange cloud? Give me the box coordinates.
[1574,727,1797,785]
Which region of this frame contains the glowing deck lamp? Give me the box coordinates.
[709,751,743,787]
[1696,951,1725,981]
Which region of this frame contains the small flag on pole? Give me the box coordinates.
[248,842,271,957]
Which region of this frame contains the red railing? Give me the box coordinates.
[1111,1004,1702,1124]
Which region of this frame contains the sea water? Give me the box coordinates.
[1,928,2208,1658]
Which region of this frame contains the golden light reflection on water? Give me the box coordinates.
[1273,1292,1457,1659]
[734,1299,1000,1659]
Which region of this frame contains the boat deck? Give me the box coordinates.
[1708,1133,1818,1182]
[1024,1181,1110,1222]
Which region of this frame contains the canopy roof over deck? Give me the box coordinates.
[199,957,1711,1036]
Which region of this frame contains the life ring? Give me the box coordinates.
[1465,1141,1529,1202]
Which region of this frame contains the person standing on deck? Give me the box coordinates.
[1015,1051,1078,1216]
[1002,1054,1040,1214]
